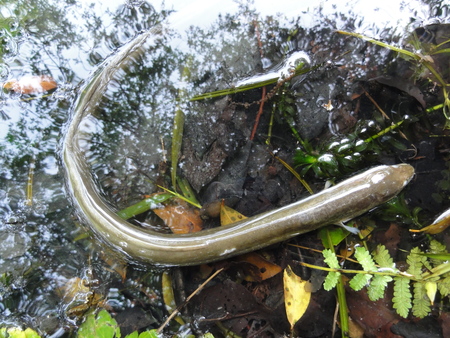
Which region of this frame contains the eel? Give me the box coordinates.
[62,30,415,266]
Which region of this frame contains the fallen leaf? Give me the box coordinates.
[283,265,311,331]
[234,252,282,281]
[3,75,57,94]
[153,198,203,234]
[220,201,247,226]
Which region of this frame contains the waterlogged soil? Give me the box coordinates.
[1,1,450,337]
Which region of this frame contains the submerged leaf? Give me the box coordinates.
[3,75,57,94]
[283,265,311,330]
[153,198,202,234]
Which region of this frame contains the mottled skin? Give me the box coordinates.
[63,31,415,266]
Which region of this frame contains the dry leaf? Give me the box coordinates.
[153,198,203,234]
[3,75,57,94]
[283,265,311,331]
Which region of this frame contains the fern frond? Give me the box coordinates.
[429,240,448,268]
[350,273,372,291]
[323,249,340,269]
[324,271,340,291]
[367,275,393,301]
[407,247,428,278]
[392,276,412,318]
[412,282,431,318]
[373,245,395,269]
[322,249,341,291]
[354,246,377,272]
[438,275,450,297]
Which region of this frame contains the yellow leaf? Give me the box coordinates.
[425,281,437,305]
[220,202,247,226]
[283,265,311,331]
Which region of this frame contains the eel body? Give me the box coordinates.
[63,31,415,266]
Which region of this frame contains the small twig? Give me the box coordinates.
[250,86,267,140]
[157,268,224,334]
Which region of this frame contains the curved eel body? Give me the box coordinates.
[63,31,415,266]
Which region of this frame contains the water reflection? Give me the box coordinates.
[0,0,448,336]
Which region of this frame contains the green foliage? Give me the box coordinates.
[293,119,405,178]
[320,243,450,318]
[77,310,121,338]
[0,327,41,338]
[77,309,162,338]
[322,249,341,291]
[392,277,412,318]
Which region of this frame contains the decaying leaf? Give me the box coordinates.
[283,265,311,330]
[3,75,57,94]
[153,198,203,234]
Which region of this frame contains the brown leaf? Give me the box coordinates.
[153,198,203,234]
[3,75,57,94]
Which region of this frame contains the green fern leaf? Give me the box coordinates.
[324,271,340,291]
[373,245,395,269]
[438,275,450,297]
[367,274,393,301]
[354,246,377,272]
[322,249,341,291]
[429,240,448,268]
[350,273,372,291]
[392,276,411,318]
[407,247,429,278]
[323,249,340,269]
[412,282,431,318]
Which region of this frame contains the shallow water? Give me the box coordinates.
[0,0,449,336]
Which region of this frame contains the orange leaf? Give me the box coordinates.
[3,75,57,94]
[153,198,203,234]
[235,252,282,281]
